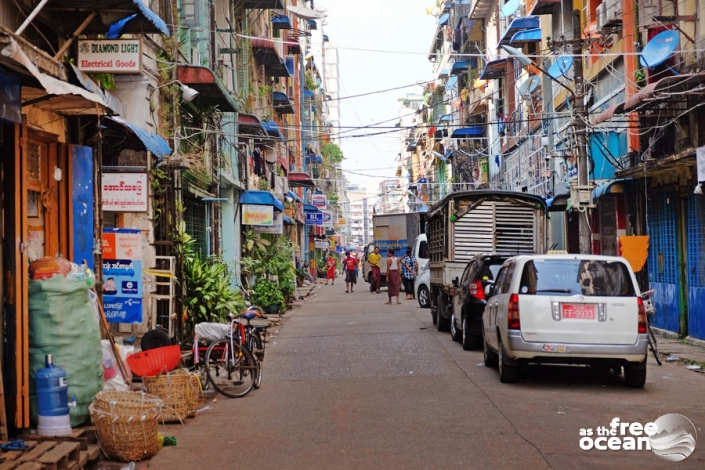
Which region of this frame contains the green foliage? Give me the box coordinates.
[305,71,317,91]
[321,142,344,164]
[258,84,272,97]
[258,177,270,190]
[250,278,285,313]
[295,267,307,281]
[242,228,271,258]
[89,73,116,90]
[184,253,246,322]
[241,237,295,308]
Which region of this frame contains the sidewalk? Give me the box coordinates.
[653,328,705,371]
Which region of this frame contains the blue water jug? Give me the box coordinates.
[35,354,69,417]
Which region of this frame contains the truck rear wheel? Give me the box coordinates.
[436,294,450,332]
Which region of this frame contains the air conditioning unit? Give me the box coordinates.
[604,0,622,28]
[596,2,606,30]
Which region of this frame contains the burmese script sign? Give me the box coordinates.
[102,173,148,212]
[77,39,142,73]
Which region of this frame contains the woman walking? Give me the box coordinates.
[385,249,401,305]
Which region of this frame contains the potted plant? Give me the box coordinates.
[296,267,307,286]
[250,278,285,314]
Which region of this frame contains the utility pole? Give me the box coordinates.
[571,9,592,254]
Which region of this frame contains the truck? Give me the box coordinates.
[362,212,428,288]
[427,190,547,330]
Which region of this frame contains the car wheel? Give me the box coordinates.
[624,360,647,388]
[417,285,430,308]
[462,315,479,351]
[436,294,450,332]
[450,313,462,342]
[498,337,518,383]
[482,328,498,368]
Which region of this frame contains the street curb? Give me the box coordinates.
[652,327,680,340]
[685,335,705,349]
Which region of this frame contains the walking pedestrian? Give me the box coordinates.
[325,253,336,285]
[344,251,358,293]
[401,247,418,300]
[368,246,381,293]
[385,249,401,305]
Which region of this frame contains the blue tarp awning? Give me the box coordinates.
[283,215,294,225]
[285,56,295,76]
[498,16,539,46]
[272,14,292,30]
[479,58,507,80]
[451,127,484,138]
[451,60,470,75]
[437,114,451,123]
[105,116,171,158]
[240,190,285,211]
[445,75,458,90]
[303,90,315,97]
[106,0,170,37]
[261,121,285,141]
[438,13,450,25]
[308,19,318,29]
[511,28,542,45]
[304,204,322,213]
[546,193,570,212]
[287,190,302,203]
[593,179,634,199]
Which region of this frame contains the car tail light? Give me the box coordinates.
[637,297,647,334]
[468,280,485,300]
[508,294,520,330]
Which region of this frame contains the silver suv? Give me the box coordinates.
[482,255,649,387]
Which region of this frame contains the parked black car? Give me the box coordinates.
[450,254,509,350]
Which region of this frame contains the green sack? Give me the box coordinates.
[29,275,104,427]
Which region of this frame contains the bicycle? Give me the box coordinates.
[641,289,662,366]
[203,316,258,398]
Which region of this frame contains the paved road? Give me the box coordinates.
[150,283,705,469]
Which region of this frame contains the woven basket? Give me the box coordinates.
[143,371,191,423]
[187,372,204,417]
[89,391,161,462]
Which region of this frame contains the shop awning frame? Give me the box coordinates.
[240,190,285,211]
[104,116,171,158]
[176,65,240,112]
[593,178,634,199]
[451,127,484,138]
[289,172,315,188]
[237,113,265,137]
[243,0,284,9]
[303,203,322,213]
[287,190,302,203]
[498,16,540,47]
[261,120,285,141]
[479,58,507,80]
[273,91,295,114]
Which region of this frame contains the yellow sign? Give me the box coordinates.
[242,204,273,226]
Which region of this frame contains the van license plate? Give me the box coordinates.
[561,304,595,320]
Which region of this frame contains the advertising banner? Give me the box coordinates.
[254,211,284,234]
[311,194,327,209]
[306,212,323,225]
[77,39,142,73]
[102,228,143,323]
[102,173,148,212]
[322,210,333,227]
[243,204,274,226]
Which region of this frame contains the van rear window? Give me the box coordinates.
[519,259,636,297]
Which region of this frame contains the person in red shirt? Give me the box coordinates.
[343,251,358,293]
[325,254,336,285]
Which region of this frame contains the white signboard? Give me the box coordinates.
[254,211,284,234]
[243,205,274,226]
[102,173,148,212]
[315,240,329,249]
[77,39,142,74]
[322,210,333,227]
[311,194,327,209]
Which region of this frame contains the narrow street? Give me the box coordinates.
[150,284,705,470]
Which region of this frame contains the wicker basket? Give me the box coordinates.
[187,372,204,417]
[89,391,161,462]
[143,371,191,423]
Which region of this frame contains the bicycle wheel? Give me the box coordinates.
[205,339,256,398]
[648,324,662,365]
[251,332,264,389]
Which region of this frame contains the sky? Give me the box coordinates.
[316,0,437,189]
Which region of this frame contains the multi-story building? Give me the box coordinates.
[346,184,373,247]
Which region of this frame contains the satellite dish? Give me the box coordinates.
[640,29,680,68]
[518,75,541,98]
[547,56,573,79]
[501,45,532,66]
[500,0,521,17]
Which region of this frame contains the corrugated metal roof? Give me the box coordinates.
[106,116,171,158]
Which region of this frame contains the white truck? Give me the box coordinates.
[427,191,547,330]
[363,212,428,288]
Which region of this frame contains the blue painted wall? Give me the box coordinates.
[589,131,626,180]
